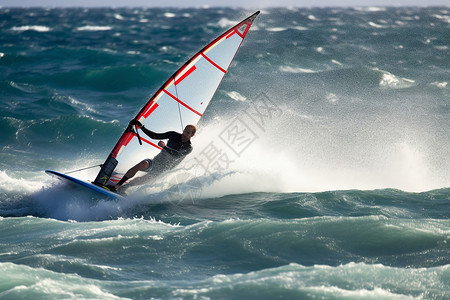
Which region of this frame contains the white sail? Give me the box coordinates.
[94,11,260,187]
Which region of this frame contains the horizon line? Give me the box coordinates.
[1,4,448,8]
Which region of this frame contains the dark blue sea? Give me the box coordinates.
[1,6,449,299]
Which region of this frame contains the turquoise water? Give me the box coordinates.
[0,7,449,299]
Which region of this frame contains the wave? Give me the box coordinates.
[0,213,448,298]
[2,261,447,299]
[41,64,167,92]
[0,171,43,194]
[2,215,448,266]
[0,262,122,299]
[1,261,448,299]
[0,115,122,157]
[266,27,287,32]
[376,68,416,89]
[279,66,317,73]
[76,25,113,32]
[2,170,450,220]
[10,25,51,32]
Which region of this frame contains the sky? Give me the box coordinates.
[0,0,449,8]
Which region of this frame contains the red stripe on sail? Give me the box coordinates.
[112,130,162,157]
[139,135,162,150]
[163,89,203,117]
[201,53,227,73]
[175,65,196,85]
[142,101,159,118]
[225,30,235,39]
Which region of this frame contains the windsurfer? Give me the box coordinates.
[110,120,196,191]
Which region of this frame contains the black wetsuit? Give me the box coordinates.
[141,127,192,157]
[118,127,192,190]
[118,127,193,190]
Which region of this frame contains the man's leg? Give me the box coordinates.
[115,160,150,189]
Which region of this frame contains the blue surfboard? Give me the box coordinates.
[46,170,124,200]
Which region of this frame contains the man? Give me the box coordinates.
[112,120,196,191]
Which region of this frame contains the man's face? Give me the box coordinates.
[181,126,195,141]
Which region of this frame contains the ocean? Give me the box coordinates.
[0,6,449,299]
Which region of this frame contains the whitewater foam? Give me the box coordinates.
[164,12,176,18]
[377,69,415,89]
[11,25,51,32]
[279,66,317,73]
[217,18,237,28]
[76,26,112,31]
[225,91,247,101]
[0,171,43,193]
[266,27,287,32]
[430,81,448,88]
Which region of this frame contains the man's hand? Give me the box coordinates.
[129,119,142,128]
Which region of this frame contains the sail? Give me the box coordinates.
[94,11,260,187]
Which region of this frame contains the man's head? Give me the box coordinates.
[181,124,196,142]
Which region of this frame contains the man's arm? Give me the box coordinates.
[141,126,173,140]
[129,119,175,140]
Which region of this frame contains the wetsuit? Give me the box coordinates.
[141,127,192,159]
[119,127,192,190]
